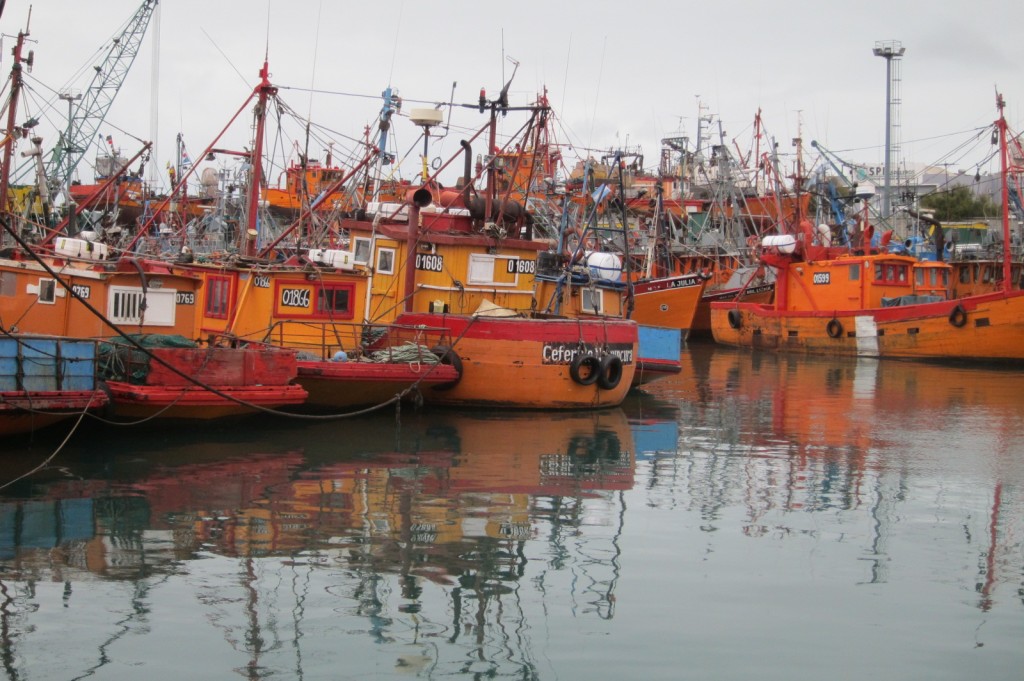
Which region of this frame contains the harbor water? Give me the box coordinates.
[1,344,1021,680]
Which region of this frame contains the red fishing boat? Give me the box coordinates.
[98,337,307,419]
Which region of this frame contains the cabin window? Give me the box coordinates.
[468,254,495,284]
[582,288,602,314]
[314,284,355,318]
[959,267,971,284]
[915,269,924,286]
[205,275,232,319]
[982,266,993,283]
[0,272,15,297]
[876,263,909,285]
[38,279,56,304]
[108,286,176,326]
[376,247,396,275]
[352,237,372,265]
[848,264,860,281]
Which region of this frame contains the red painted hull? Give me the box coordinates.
[104,382,308,419]
[101,344,308,419]
[0,390,108,436]
[295,360,461,409]
[631,359,682,386]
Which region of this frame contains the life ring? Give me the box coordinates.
[948,304,968,328]
[431,345,463,389]
[727,308,743,330]
[570,352,601,386]
[826,318,844,339]
[596,354,624,390]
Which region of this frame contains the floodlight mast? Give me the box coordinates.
[873,40,905,221]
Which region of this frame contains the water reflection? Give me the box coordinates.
[641,344,1023,603]
[0,347,1021,679]
[0,409,634,679]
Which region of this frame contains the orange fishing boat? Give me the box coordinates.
[157,65,466,411]
[687,257,775,338]
[0,237,308,420]
[0,30,305,423]
[264,157,412,218]
[573,154,707,342]
[711,95,1024,363]
[322,90,638,408]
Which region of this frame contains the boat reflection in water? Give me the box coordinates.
[0,408,634,679]
[641,343,1022,602]
[1,347,1022,679]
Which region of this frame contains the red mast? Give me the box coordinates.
[244,61,277,256]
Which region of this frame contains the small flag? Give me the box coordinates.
[591,184,612,204]
[181,149,192,167]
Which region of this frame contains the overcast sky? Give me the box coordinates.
[3,0,1022,192]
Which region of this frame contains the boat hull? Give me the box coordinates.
[690,282,774,339]
[394,312,637,409]
[103,382,308,419]
[0,390,108,436]
[0,336,108,435]
[100,344,308,419]
[633,325,682,386]
[295,360,461,409]
[711,289,1024,362]
[630,275,705,342]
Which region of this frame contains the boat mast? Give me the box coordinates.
[244,60,276,257]
[371,86,400,202]
[614,153,635,317]
[0,24,32,217]
[997,93,1011,292]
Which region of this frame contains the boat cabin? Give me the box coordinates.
[0,244,203,340]
[773,253,952,312]
[948,260,1023,298]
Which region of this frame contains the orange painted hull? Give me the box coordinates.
[711,289,1024,362]
[395,313,637,409]
[630,275,706,341]
[690,282,774,338]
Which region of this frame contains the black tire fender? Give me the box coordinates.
[570,352,601,386]
[826,318,844,339]
[597,354,624,390]
[431,345,463,390]
[948,304,967,328]
[727,308,742,330]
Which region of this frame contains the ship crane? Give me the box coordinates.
[810,140,877,245]
[41,0,157,201]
